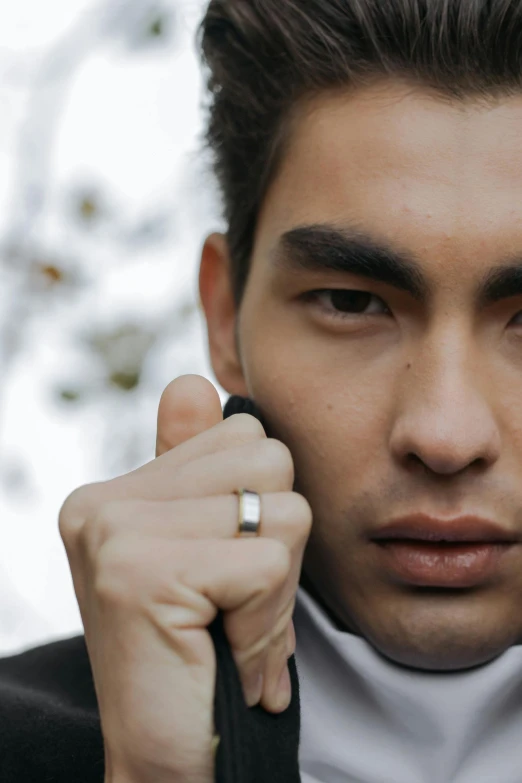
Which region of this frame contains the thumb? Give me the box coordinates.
[155,374,223,457]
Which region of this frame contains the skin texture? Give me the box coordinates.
[199,79,522,672]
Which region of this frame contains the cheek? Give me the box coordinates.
[245,343,394,501]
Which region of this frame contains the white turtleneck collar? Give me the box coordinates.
[294,585,522,783]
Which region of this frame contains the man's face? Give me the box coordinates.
[202,80,522,671]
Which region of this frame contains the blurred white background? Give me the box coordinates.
[0,0,224,654]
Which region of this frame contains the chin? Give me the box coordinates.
[358,598,519,672]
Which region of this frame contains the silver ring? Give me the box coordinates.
[235,489,262,537]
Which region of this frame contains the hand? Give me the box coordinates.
[59,375,312,783]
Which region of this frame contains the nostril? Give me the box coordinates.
[405,453,431,473]
[405,451,477,478]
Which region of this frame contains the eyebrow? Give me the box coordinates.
[271,224,522,308]
[480,263,522,308]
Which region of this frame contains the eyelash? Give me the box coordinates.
[305,289,391,319]
[303,292,522,331]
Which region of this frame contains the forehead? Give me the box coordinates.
[254,81,522,286]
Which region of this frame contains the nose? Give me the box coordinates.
[389,338,501,476]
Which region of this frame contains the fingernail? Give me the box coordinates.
[246,672,263,707]
[274,665,291,712]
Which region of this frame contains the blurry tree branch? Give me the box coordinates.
[0,0,206,482]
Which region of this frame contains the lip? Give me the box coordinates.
[370,514,519,544]
[374,541,514,588]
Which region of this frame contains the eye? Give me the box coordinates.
[305,289,391,318]
[510,311,522,326]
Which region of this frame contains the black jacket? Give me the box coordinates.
[0,396,302,782]
[0,615,301,783]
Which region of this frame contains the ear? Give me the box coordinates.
[199,232,249,397]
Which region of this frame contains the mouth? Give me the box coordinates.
[370,515,519,588]
[371,514,519,544]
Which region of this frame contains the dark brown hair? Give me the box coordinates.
[198,0,522,304]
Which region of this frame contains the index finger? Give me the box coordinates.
[114,410,267,500]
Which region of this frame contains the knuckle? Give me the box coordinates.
[291,492,313,536]
[272,493,312,542]
[227,412,266,440]
[218,413,268,452]
[58,482,104,544]
[93,537,141,605]
[258,539,291,588]
[81,499,127,556]
[271,620,291,651]
[235,628,272,663]
[91,499,129,542]
[263,439,294,485]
